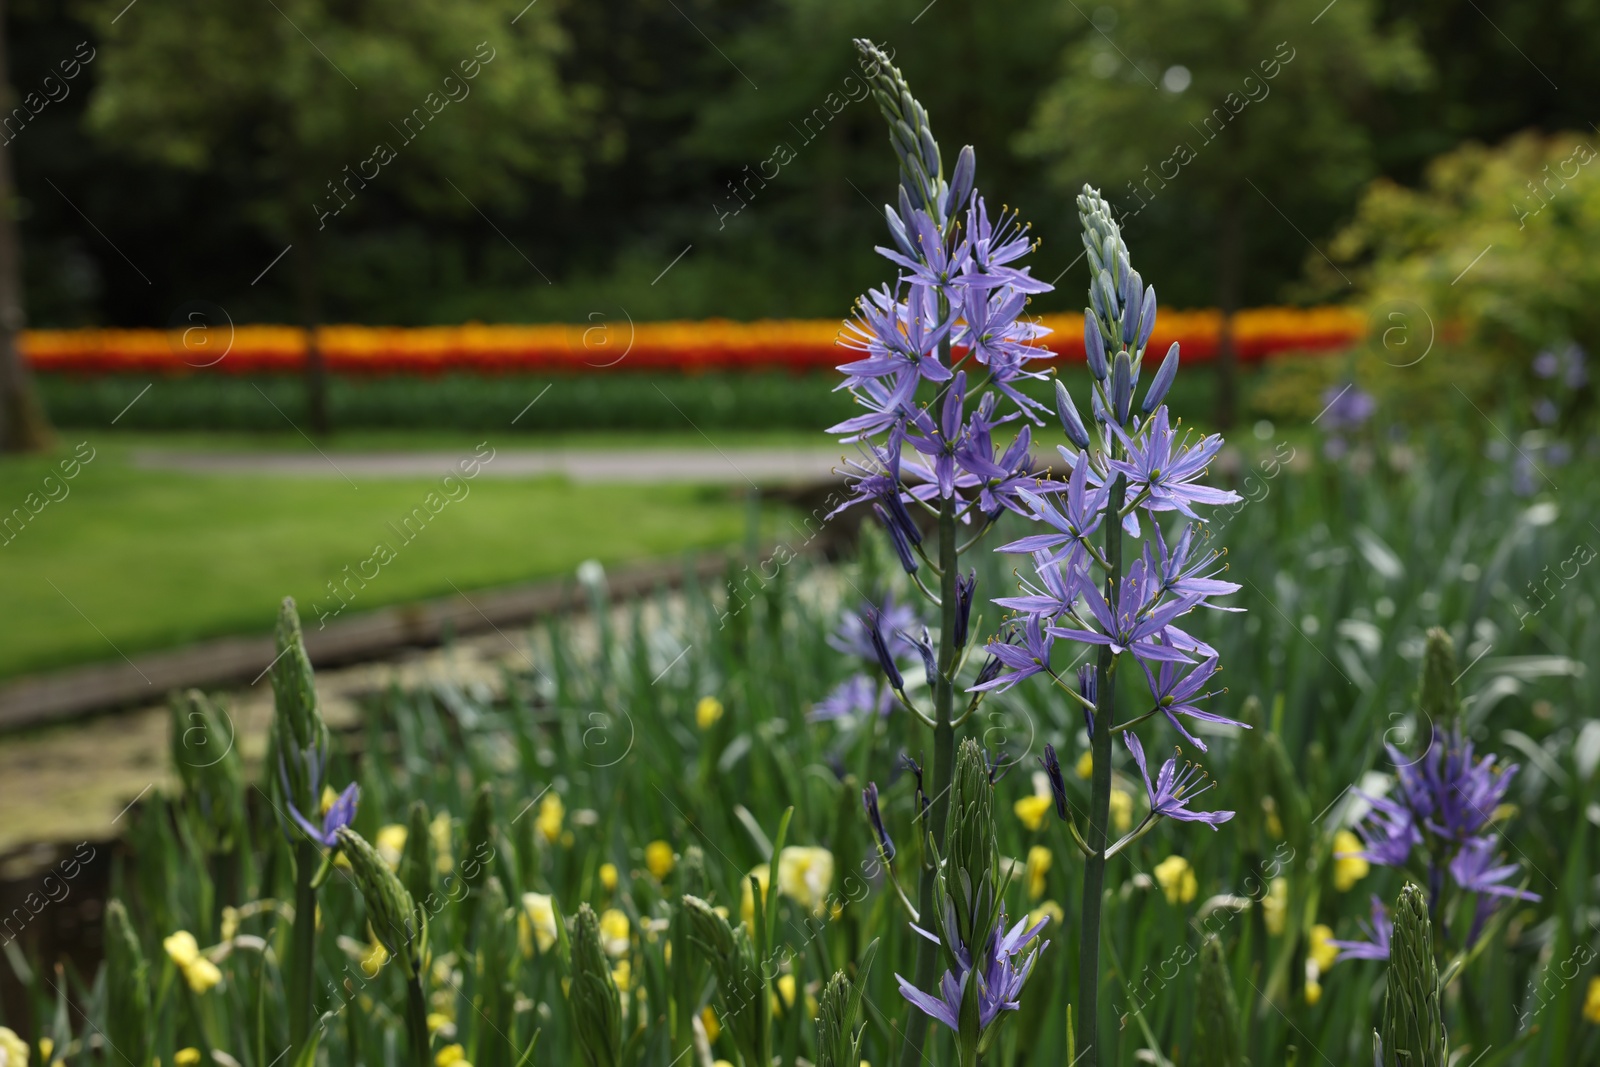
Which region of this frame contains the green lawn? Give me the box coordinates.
[0,436,772,678]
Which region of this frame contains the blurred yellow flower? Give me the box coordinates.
[741,866,771,928]
[776,973,797,1009]
[600,863,619,892]
[431,812,454,874]
[376,824,408,869]
[220,906,239,942]
[361,939,389,978]
[1262,878,1288,936]
[1309,923,1339,973]
[536,794,564,844]
[1262,796,1283,839]
[1304,974,1322,1006]
[646,840,676,880]
[163,930,222,994]
[519,892,558,956]
[1028,900,1064,929]
[319,785,339,816]
[696,695,724,729]
[714,1062,736,1067]
[1153,856,1197,905]
[0,1028,24,1067]
[1332,829,1370,891]
[426,1012,453,1034]
[175,1050,201,1067]
[436,1044,471,1067]
[1014,794,1052,831]
[38,1037,53,1064]
[1109,787,1133,833]
[612,958,632,990]
[599,908,631,958]
[701,1006,721,1043]
[1025,846,1052,901]
[1075,751,1093,780]
[1585,976,1600,1023]
[778,847,834,912]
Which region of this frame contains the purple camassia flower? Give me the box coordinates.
[1049,558,1204,665]
[1351,792,1421,867]
[969,615,1055,694]
[1144,524,1240,605]
[1449,836,1540,901]
[828,431,923,527]
[812,673,895,721]
[878,207,973,294]
[956,285,1053,420]
[1138,656,1245,753]
[996,460,1107,561]
[1108,408,1242,521]
[993,550,1086,618]
[1330,895,1392,961]
[897,909,1050,1033]
[1123,732,1234,828]
[288,782,359,848]
[838,282,953,386]
[827,366,920,442]
[829,592,919,663]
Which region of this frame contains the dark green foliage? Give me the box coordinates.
[1193,936,1245,1067]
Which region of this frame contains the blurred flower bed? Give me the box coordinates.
[21,307,1361,376]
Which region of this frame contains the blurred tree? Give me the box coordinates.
[1021,0,1427,425]
[84,0,591,433]
[0,0,53,452]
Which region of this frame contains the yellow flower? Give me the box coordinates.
[220,906,240,942]
[600,863,619,892]
[1262,796,1283,839]
[701,1006,721,1043]
[1585,976,1600,1023]
[1028,900,1064,929]
[1262,878,1288,936]
[1014,794,1052,832]
[1024,846,1052,901]
[320,785,339,816]
[646,841,676,880]
[715,1062,736,1067]
[431,812,454,873]
[1153,856,1197,906]
[164,930,202,968]
[1332,829,1370,891]
[0,1028,28,1067]
[361,939,389,978]
[184,957,223,994]
[612,958,632,990]
[536,794,564,844]
[777,847,834,913]
[376,824,408,869]
[163,930,223,993]
[741,866,771,928]
[1109,787,1133,833]
[599,908,631,958]
[1075,751,1093,780]
[519,892,558,955]
[696,695,724,729]
[38,1038,52,1064]
[1308,923,1339,973]
[436,1044,471,1067]
[175,1050,202,1067]
[1304,974,1322,1006]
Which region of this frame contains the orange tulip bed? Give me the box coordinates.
[22,307,1363,377]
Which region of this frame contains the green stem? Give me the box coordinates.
[288,840,318,1056]
[900,492,959,1067]
[1077,472,1125,1067]
[406,971,433,1067]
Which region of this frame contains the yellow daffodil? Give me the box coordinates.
[319,785,339,816]
[1075,751,1093,780]
[361,939,389,978]
[1153,855,1197,906]
[0,1028,27,1067]
[436,1044,471,1067]
[431,812,454,873]
[741,866,771,928]
[1025,846,1052,901]
[1028,900,1064,929]
[599,908,631,958]
[1109,787,1133,832]
[646,840,676,880]
[1262,878,1288,936]
[1014,794,1052,831]
[536,793,564,844]
[175,1050,201,1067]
[376,824,408,869]
[427,1013,453,1034]
[1309,923,1339,973]
[1585,976,1600,1023]
[701,1006,721,1043]
[696,695,724,729]
[220,906,239,942]
[38,1038,52,1065]
[163,930,223,994]
[777,846,834,913]
[1332,829,1370,891]
[612,958,632,990]
[519,892,558,955]
[1304,972,1322,1006]
[600,862,619,891]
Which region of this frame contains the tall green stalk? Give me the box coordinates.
[288,839,318,1052]
[1077,472,1125,1067]
[900,493,959,1067]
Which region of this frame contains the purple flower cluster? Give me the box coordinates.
[896,909,1049,1036]
[813,592,923,721]
[1335,725,1539,960]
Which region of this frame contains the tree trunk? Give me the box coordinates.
[290,225,330,436]
[1213,189,1244,430]
[0,0,52,453]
